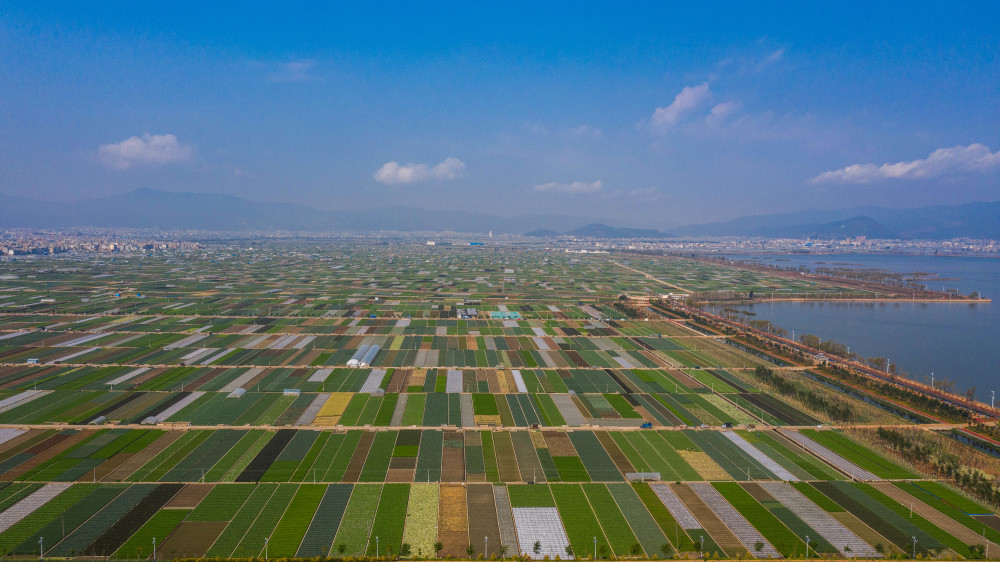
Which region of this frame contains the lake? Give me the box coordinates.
[704,253,999,405]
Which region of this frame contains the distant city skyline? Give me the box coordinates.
[2,2,999,228]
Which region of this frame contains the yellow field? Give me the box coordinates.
[474,415,501,427]
[529,430,546,448]
[678,449,732,480]
[497,371,512,393]
[313,392,354,425]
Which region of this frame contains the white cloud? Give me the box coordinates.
[98,133,193,170]
[567,125,603,141]
[705,101,743,126]
[374,157,466,184]
[431,157,466,179]
[267,60,318,82]
[534,180,603,193]
[649,82,710,131]
[810,144,1000,184]
[765,48,785,63]
[627,186,658,198]
[524,122,548,136]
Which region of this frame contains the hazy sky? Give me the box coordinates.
[2,2,999,227]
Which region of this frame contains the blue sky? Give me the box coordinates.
[2,2,999,227]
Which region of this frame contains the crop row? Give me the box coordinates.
[1,427,906,485]
[0,478,994,559]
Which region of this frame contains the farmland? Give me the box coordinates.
[0,240,997,560]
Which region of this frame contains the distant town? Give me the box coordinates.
[2,228,998,259]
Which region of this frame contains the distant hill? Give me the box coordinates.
[3,188,998,239]
[0,188,598,234]
[719,215,899,239]
[677,201,1000,240]
[0,188,332,231]
[524,223,671,239]
[524,228,561,237]
[564,223,670,239]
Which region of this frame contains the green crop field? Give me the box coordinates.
[0,242,994,560]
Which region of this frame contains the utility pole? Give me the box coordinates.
[805,535,810,559]
[264,537,268,560]
[593,537,597,559]
[912,536,917,560]
[38,537,43,562]
[153,537,156,562]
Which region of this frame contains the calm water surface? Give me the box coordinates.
[704,254,999,403]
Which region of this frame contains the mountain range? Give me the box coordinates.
[1,188,998,240]
[0,188,590,234]
[674,202,1000,239]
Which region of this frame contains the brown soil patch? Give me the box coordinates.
[5,429,93,480]
[467,484,501,556]
[131,368,167,386]
[105,430,185,481]
[81,452,133,482]
[186,368,226,390]
[830,512,901,555]
[740,482,777,503]
[0,429,47,457]
[386,468,414,482]
[595,431,636,475]
[245,368,271,389]
[670,483,747,558]
[158,521,228,559]
[342,431,376,482]
[441,444,466,482]
[165,483,215,508]
[438,485,469,557]
[386,369,410,393]
[111,392,164,422]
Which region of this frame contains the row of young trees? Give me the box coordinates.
[751,366,855,422]
[875,427,1000,509]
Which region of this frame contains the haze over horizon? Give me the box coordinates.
[2,2,999,229]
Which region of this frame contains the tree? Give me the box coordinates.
[754,542,764,554]
[966,386,977,400]
[434,542,444,557]
[534,541,542,555]
[598,544,609,559]
[400,543,411,558]
[798,334,821,348]
[499,545,508,560]
[660,543,672,558]
[468,545,477,558]
[338,544,347,554]
[630,543,643,556]
[565,545,574,558]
